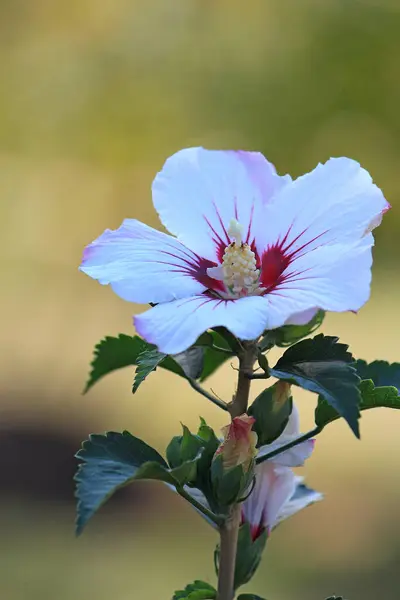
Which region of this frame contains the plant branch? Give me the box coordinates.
[177,486,223,527]
[217,504,241,600]
[218,343,258,600]
[256,426,323,465]
[188,378,229,411]
[245,372,269,380]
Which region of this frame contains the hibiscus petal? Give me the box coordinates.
[152,147,289,262]
[257,405,316,467]
[242,463,296,533]
[79,219,208,303]
[263,236,374,326]
[134,294,271,354]
[256,157,389,257]
[275,479,323,527]
[284,306,319,326]
[258,438,316,468]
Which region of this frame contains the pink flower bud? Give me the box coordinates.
[215,414,258,471]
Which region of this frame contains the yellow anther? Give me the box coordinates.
[222,220,260,296]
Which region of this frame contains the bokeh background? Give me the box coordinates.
[1,0,400,598]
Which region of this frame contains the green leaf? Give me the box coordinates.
[173,580,217,600]
[237,595,268,600]
[270,334,361,438]
[315,379,400,429]
[85,332,231,394]
[132,348,167,393]
[355,359,400,391]
[171,346,205,379]
[248,382,293,446]
[75,431,169,534]
[259,310,325,350]
[200,331,234,381]
[84,334,146,393]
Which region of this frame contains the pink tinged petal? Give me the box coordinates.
[257,405,316,467]
[134,294,272,354]
[284,306,319,326]
[259,438,316,468]
[152,147,288,262]
[275,478,323,527]
[242,462,297,537]
[234,150,292,203]
[255,157,388,259]
[282,404,301,437]
[258,235,374,327]
[79,219,215,304]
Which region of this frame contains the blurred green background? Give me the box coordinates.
[1,0,400,598]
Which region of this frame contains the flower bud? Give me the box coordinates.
[214,414,258,472]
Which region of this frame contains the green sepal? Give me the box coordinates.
[214,523,267,590]
[211,456,255,508]
[248,382,292,446]
[270,334,361,438]
[257,351,269,375]
[166,419,220,508]
[315,379,400,429]
[172,580,217,600]
[259,310,325,350]
[167,424,206,468]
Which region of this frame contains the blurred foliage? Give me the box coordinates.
[1,0,400,599]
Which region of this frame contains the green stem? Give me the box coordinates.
[177,486,223,527]
[256,426,323,465]
[217,343,258,600]
[188,378,229,411]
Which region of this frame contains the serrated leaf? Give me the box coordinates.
[132,348,166,393]
[75,431,168,534]
[270,334,361,438]
[355,359,400,391]
[85,332,231,394]
[173,580,217,600]
[315,379,400,429]
[84,335,146,393]
[248,382,292,446]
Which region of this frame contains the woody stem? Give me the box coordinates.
[217,343,257,600]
